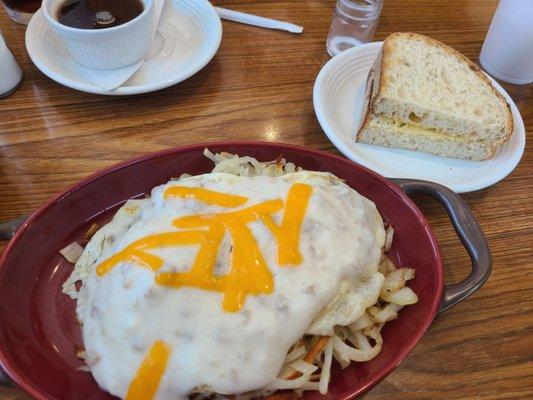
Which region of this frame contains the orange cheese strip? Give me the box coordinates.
[261,183,313,265]
[164,186,248,207]
[126,340,171,400]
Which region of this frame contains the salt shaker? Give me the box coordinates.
[0,31,23,98]
[480,0,533,85]
[326,0,383,57]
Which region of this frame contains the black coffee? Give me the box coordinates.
[57,0,144,29]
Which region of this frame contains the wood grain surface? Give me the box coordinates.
[0,0,532,399]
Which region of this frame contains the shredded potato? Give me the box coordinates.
[84,223,100,240]
[60,242,84,264]
[384,227,394,253]
[349,312,374,331]
[378,256,396,274]
[266,374,317,391]
[284,344,306,363]
[318,338,333,395]
[380,286,418,305]
[368,303,403,324]
[289,359,318,376]
[381,268,416,294]
[203,149,300,178]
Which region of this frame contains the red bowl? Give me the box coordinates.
[0,142,474,399]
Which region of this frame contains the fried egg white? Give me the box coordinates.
[64,171,385,399]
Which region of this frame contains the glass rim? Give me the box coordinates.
[339,0,383,12]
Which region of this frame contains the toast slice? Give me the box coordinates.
[358,115,496,161]
[355,33,513,160]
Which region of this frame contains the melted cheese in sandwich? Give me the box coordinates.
[386,117,474,142]
[71,171,385,399]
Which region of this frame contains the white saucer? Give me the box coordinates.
[25,0,222,95]
[313,42,526,193]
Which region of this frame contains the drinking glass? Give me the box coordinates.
[326,0,383,57]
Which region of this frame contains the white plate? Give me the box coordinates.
[25,0,222,95]
[313,42,526,193]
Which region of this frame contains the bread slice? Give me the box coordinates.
[356,32,513,160]
[358,115,496,161]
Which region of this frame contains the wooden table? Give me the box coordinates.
[0,0,531,399]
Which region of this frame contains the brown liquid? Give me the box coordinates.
[2,0,41,13]
[57,0,144,29]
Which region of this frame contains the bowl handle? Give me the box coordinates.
[0,369,10,386]
[390,179,492,313]
[0,216,26,241]
[0,216,24,385]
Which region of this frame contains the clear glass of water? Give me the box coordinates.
[326,0,383,57]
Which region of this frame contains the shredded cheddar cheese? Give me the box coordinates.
[96,184,312,312]
[125,340,171,400]
[164,186,249,207]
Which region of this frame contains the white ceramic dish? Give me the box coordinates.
[313,42,526,193]
[26,0,222,95]
[41,0,154,70]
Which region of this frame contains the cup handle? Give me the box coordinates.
[390,179,492,313]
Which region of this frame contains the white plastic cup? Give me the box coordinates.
[0,31,23,98]
[41,0,154,70]
[480,0,533,85]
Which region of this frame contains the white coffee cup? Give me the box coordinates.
[480,0,533,85]
[42,0,154,70]
[0,31,23,98]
